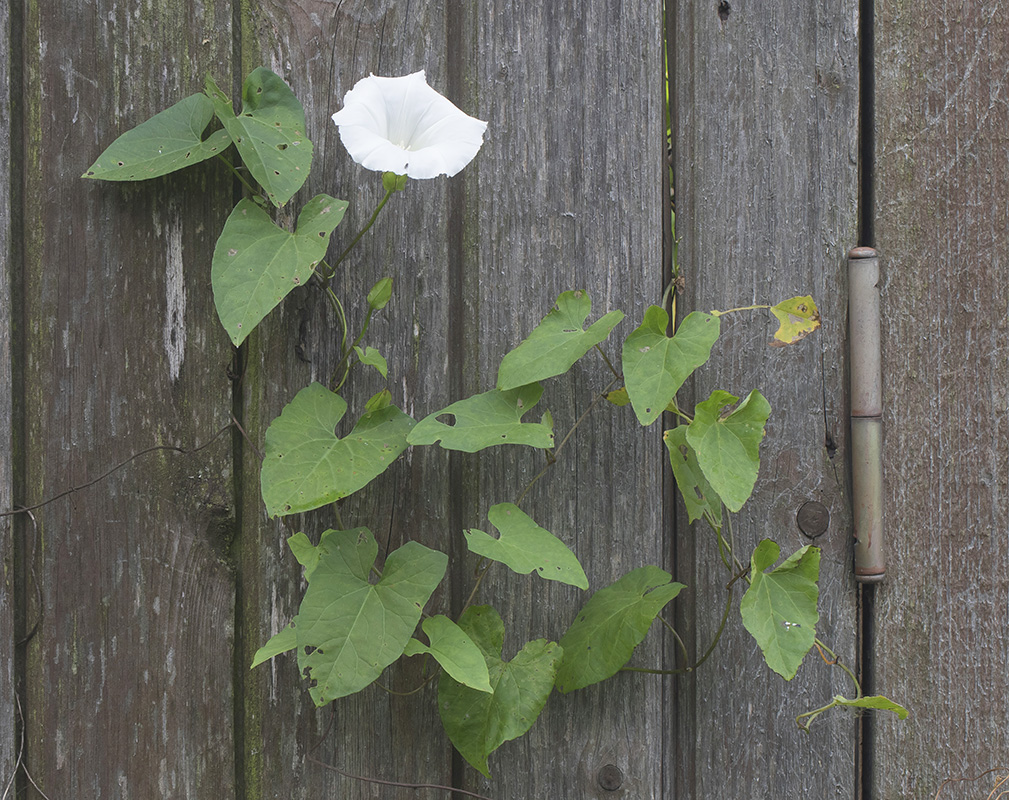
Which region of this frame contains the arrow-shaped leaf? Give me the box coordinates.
[465,503,588,589]
[83,93,232,181]
[294,528,447,704]
[212,195,347,345]
[206,68,312,206]
[685,389,770,513]
[622,308,720,426]
[407,384,555,452]
[438,606,562,778]
[832,694,909,719]
[497,290,624,390]
[260,382,415,517]
[555,566,684,693]
[740,539,820,680]
[663,426,722,525]
[404,615,492,693]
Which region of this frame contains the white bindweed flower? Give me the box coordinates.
[332,71,488,179]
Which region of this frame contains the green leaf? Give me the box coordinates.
[365,389,392,412]
[354,346,388,379]
[555,566,684,693]
[367,277,393,310]
[293,528,447,704]
[622,308,720,426]
[260,382,415,517]
[251,622,297,668]
[465,503,588,590]
[770,296,821,346]
[83,93,232,181]
[212,195,347,345]
[605,387,630,407]
[740,540,820,680]
[407,384,555,453]
[497,291,624,390]
[205,69,313,206]
[832,694,909,719]
[438,606,562,778]
[404,615,492,693]
[662,426,722,525]
[685,389,770,513]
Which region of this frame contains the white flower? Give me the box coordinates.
[332,71,488,179]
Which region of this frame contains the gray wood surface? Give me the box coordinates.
[237,2,456,797]
[872,3,1009,797]
[672,1,861,796]
[20,2,237,796]
[0,0,17,786]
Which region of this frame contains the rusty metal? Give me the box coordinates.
[849,246,885,582]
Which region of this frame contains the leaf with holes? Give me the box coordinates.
[438,606,562,778]
[622,307,720,426]
[555,566,684,693]
[260,382,414,517]
[685,389,770,513]
[404,615,492,693]
[663,426,722,525]
[407,383,555,452]
[212,195,347,345]
[465,503,587,589]
[83,93,232,181]
[770,295,821,346]
[497,290,624,390]
[740,540,819,680]
[206,68,312,206]
[291,528,447,704]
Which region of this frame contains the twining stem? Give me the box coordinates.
[659,616,690,666]
[814,638,861,696]
[330,186,395,273]
[323,285,350,359]
[594,344,621,380]
[514,377,620,507]
[215,154,259,196]
[331,307,375,391]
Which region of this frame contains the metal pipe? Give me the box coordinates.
[848,246,884,582]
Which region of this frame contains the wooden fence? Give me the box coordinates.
[0,1,1005,798]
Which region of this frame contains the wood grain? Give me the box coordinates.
[21,1,237,795]
[873,3,1009,797]
[236,2,456,797]
[672,1,860,795]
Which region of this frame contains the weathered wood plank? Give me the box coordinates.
[0,0,17,784]
[672,1,860,795]
[872,3,1009,797]
[22,2,236,796]
[455,2,668,797]
[236,3,456,796]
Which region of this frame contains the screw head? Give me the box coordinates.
[597,764,623,791]
[796,501,830,538]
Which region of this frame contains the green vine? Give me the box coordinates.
[83,66,907,781]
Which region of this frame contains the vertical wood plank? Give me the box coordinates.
[457,2,668,797]
[0,0,17,781]
[236,2,456,796]
[673,1,860,795]
[22,1,236,795]
[873,3,1009,797]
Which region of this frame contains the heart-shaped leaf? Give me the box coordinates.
[740,539,819,680]
[293,528,447,704]
[260,382,414,517]
[212,195,347,346]
[354,346,388,379]
[685,389,770,513]
[404,615,492,693]
[663,426,722,525]
[438,606,562,778]
[206,69,312,206]
[407,384,555,452]
[770,295,821,346]
[497,290,624,390]
[555,566,684,693]
[622,308,720,426]
[465,503,588,589]
[83,93,232,181]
